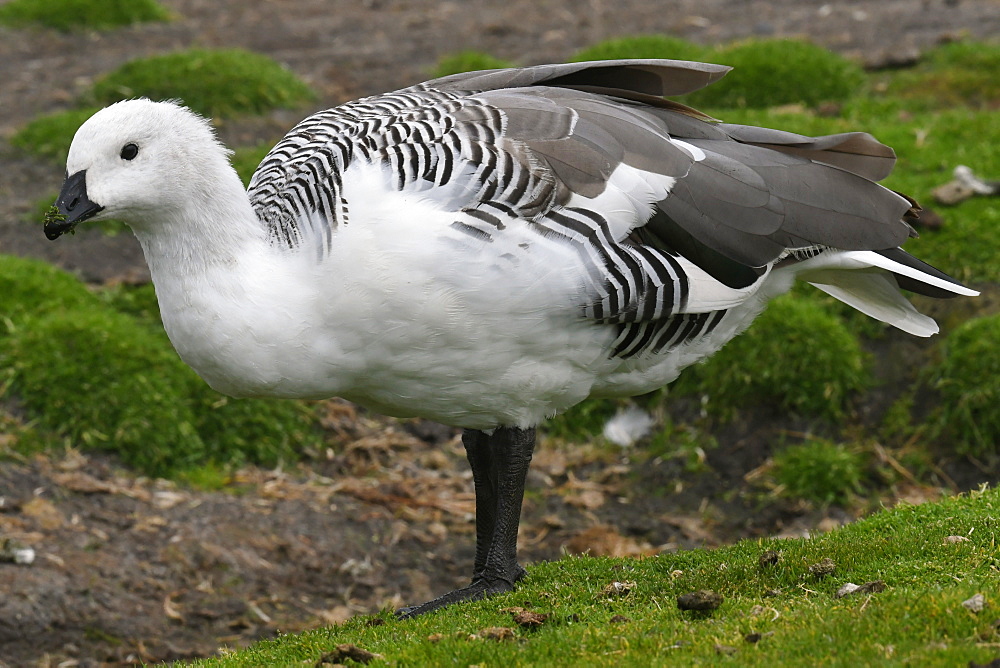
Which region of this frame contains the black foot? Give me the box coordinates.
[396,567,528,619]
[396,427,536,620]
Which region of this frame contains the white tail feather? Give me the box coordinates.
[789,249,978,336]
[830,250,979,297]
[809,272,939,336]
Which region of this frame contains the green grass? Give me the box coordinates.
[12,49,314,165]
[772,439,866,505]
[671,294,871,421]
[431,51,515,78]
[685,39,865,109]
[932,315,1000,459]
[231,143,275,186]
[0,255,98,321]
[9,107,102,164]
[572,35,707,63]
[572,36,864,109]
[877,40,1000,111]
[0,256,321,477]
[190,485,1000,667]
[87,48,315,118]
[0,0,171,32]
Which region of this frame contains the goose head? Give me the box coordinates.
[46,99,233,240]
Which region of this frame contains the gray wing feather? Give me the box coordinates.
[657,137,912,266]
[717,124,897,181]
[251,58,922,349]
[424,59,732,98]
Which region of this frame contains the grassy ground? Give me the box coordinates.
[191,485,999,667]
[2,33,998,665]
[3,35,997,504]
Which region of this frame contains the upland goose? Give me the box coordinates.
[47,59,977,617]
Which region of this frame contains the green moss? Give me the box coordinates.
[879,40,1000,111]
[772,439,865,505]
[672,294,871,420]
[0,0,170,31]
[2,307,208,476]
[431,51,514,78]
[191,392,314,470]
[0,255,98,325]
[645,420,717,474]
[10,107,101,163]
[98,282,162,325]
[572,35,707,63]
[231,143,275,186]
[0,258,321,477]
[542,398,622,442]
[932,314,1000,459]
[686,39,865,109]
[88,48,315,119]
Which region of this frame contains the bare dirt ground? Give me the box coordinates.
[1,1,999,665]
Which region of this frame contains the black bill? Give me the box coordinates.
[45,170,104,240]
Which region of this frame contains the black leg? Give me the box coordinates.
[396,426,536,619]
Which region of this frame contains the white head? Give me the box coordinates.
[47,99,236,239]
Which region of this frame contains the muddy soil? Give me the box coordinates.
[1,1,999,665]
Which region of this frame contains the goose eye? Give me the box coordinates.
[120,143,139,161]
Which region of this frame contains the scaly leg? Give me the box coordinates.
[396,426,535,618]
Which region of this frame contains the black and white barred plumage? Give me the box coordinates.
[53,59,976,428]
[52,59,979,617]
[243,60,973,366]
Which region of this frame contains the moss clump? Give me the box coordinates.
[3,307,210,476]
[542,398,622,443]
[0,255,98,323]
[99,282,162,325]
[686,39,865,109]
[881,40,1000,110]
[672,294,871,420]
[10,107,102,164]
[88,48,315,119]
[3,306,319,476]
[231,143,276,186]
[933,314,1000,459]
[0,0,170,31]
[431,51,514,78]
[772,439,865,505]
[572,35,707,63]
[0,258,321,477]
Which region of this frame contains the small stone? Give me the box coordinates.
[600,580,635,598]
[759,549,780,567]
[836,582,861,598]
[478,627,515,641]
[677,589,723,611]
[512,610,549,628]
[967,658,1000,668]
[809,558,837,578]
[912,208,945,231]
[932,180,975,206]
[963,593,987,613]
[316,643,382,666]
[0,539,36,565]
[609,614,631,624]
[835,580,886,598]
